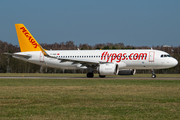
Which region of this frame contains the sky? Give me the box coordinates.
[0,0,180,47]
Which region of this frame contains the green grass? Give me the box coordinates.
[0,79,180,120]
[0,73,180,78]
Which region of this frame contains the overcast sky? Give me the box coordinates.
[0,0,180,47]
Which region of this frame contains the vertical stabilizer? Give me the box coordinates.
[15,24,41,52]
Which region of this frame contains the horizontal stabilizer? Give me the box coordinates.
[4,52,32,59]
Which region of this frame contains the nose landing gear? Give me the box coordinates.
[151,74,156,78]
[151,69,156,78]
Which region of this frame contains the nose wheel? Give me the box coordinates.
[151,69,156,78]
[151,74,156,78]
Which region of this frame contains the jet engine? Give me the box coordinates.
[97,63,119,75]
[118,69,136,75]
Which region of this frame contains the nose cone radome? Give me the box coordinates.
[172,58,178,67]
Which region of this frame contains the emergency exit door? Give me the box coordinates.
[39,52,44,62]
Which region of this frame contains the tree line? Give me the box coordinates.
[0,40,179,74]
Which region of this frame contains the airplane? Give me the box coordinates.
[4,24,178,78]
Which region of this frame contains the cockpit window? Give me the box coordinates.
[160,54,171,58]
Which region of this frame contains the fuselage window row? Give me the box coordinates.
[53,55,148,58]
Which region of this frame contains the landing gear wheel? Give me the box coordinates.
[151,74,156,78]
[99,75,106,78]
[151,69,156,78]
[87,72,94,78]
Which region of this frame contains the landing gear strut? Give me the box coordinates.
[151,69,156,78]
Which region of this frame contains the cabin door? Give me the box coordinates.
[149,51,155,62]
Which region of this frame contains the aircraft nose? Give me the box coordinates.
[172,58,178,67]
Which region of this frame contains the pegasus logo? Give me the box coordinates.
[20,27,38,48]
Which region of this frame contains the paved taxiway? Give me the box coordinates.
[0,76,180,80]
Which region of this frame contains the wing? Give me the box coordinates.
[58,57,99,64]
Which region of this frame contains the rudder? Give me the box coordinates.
[15,24,41,52]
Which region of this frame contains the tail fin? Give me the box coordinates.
[15,24,41,52]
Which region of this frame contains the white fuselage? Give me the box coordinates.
[13,49,178,70]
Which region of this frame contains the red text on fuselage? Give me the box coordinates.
[101,52,147,62]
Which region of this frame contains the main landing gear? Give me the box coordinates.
[151,69,156,78]
[87,73,106,78]
[99,75,106,78]
[87,72,94,78]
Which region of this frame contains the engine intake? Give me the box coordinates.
[98,63,119,75]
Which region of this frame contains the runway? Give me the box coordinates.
[0,76,180,80]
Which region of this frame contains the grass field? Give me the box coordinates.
[0,73,180,78]
[0,78,180,120]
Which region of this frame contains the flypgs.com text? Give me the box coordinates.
[101,52,147,62]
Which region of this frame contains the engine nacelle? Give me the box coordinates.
[118,69,136,75]
[97,63,119,75]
